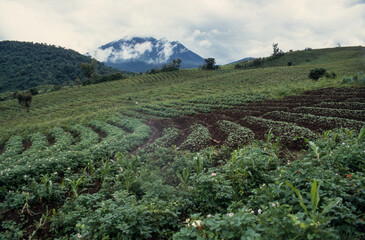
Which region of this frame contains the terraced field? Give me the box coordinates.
[0,114,151,188]
[1,87,363,187]
[139,87,365,151]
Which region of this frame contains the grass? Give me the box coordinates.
[0,46,364,142]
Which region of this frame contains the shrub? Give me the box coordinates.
[308,68,327,81]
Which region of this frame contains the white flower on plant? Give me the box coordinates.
[54,172,57,175]
[185,218,190,223]
[211,173,217,177]
[207,214,212,218]
[227,213,234,217]
[258,209,262,214]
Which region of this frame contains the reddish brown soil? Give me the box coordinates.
[141,87,365,152]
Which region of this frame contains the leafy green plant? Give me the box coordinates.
[285,180,342,239]
[308,68,327,81]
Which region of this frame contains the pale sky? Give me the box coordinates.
[0,0,364,64]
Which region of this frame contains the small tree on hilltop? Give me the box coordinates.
[272,43,284,57]
[202,58,218,70]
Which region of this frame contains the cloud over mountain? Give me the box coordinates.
[90,37,205,72]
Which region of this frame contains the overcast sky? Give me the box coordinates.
[0,0,364,64]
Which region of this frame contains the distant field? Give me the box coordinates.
[0,46,364,141]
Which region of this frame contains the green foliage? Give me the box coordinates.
[217,120,255,148]
[308,68,327,81]
[80,59,97,79]
[292,106,365,121]
[240,116,316,147]
[201,58,218,70]
[16,92,32,112]
[179,124,211,151]
[0,41,116,93]
[147,58,182,74]
[342,71,365,85]
[263,111,365,130]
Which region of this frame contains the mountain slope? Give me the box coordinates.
[0,41,117,93]
[91,37,205,72]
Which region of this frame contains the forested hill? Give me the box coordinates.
[0,41,117,93]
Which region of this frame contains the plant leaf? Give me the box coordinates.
[310,180,320,214]
[321,197,342,216]
[285,182,308,216]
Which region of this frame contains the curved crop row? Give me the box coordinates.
[315,102,365,110]
[48,127,74,152]
[106,114,151,152]
[263,111,365,130]
[179,124,211,151]
[186,94,266,106]
[217,120,254,148]
[135,105,197,117]
[240,116,315,147]
[0,135,23,160]
[0,115,151,188]
[144,127,180,152]
[69,125,99,151]
[23,132,49,154]
[291,107,365,121]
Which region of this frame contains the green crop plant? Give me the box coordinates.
[285,180,342,239]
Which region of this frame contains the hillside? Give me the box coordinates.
[0,41,118,93]
[90,37,205,72]
[0,46,364,239]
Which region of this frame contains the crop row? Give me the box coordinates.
[179,124,211,151]
[263,111,365,130]
[144,127,180,152]
[0,115,151,188]
[134,106,196,117]
[240,116,316,146]
[291,107,365,121]
[315,102,365,110]
[217,120,255,148]
[186,94,266,106]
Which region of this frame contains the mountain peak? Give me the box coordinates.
[90,37,204,72]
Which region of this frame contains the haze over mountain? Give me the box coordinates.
[90,37,205,72]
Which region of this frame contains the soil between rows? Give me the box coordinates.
[142,87,365,151]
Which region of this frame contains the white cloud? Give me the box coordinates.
[157,41,177,63]
[93,47,113,62]
[0,0,364,64]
